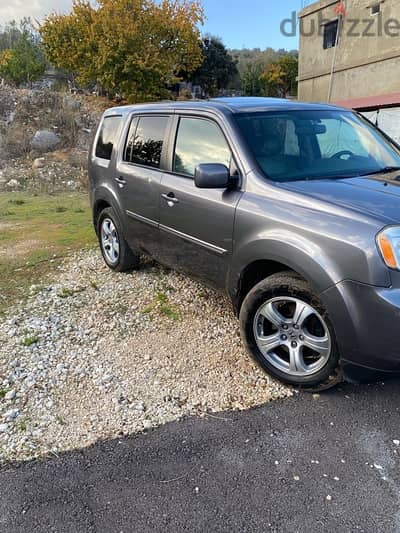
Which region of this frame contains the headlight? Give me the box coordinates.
[377,226,400,269]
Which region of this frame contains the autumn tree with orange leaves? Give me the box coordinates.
[40,0,204,101]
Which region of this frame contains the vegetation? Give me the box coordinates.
[22,335,39,347]
[0,19,46,86]
[40,0,204,102]
[0,9,298,97]
[188,36,238,97]
[235,48,298,98]
[261,54,299,97]
[0,193,96,313]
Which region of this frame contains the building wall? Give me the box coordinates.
[298,0,400,102]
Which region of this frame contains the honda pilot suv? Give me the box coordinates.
[89,97,400,389]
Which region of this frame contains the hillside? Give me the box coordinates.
[0,87,111,193]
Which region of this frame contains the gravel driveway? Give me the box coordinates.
[0,250,290,462]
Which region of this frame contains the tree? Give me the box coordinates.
[241,62,265,96]
[261,54,298,97]
[0,30,46,86]
[189,36,238,97]
[40,0,204,102]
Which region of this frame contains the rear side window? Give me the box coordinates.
[173,117,232,176]
[124,115,168,169]
[95,115,122,160]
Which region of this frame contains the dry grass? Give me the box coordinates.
[0,192,96,313]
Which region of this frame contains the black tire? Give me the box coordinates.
[239,271,342,391]
[96,207,140,272]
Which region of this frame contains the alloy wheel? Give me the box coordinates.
[253,296,331,377]
[101,218,120,265]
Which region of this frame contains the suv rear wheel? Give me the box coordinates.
[97,207,140,272]
[239,272,342,390]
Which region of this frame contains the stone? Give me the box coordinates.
[31,130,60,152]
[6,179,19,189]
[32,157,46,169]
[62,96,81,112]
[4,408,19,420]
[4,390,16,401]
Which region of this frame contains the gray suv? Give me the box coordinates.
[89,97,400,390]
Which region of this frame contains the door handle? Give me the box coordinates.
[115,176,126,187]
[161,193,179,206]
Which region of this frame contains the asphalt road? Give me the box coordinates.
[1,380,400,533]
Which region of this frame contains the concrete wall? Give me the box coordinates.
[298,0,400,102]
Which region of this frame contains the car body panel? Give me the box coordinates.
[88,97,400,377]
[158,172,243,287]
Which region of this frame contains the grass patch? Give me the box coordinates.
[16,418,28,432]
[8,198,25,206]
[156,292,168,304]
[141,290,180,320]
[0,388,9,399]
[0,192,96,314]
[159,304,180,321]
[57,287,75,298]
[22,335,39,346]
[56,415,65,426]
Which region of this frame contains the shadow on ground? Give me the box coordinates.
[1,379,400,532]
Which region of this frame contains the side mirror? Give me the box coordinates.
[194,163,230,189]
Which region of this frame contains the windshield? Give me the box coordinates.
[235,109,400,182]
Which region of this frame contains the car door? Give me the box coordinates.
[115,114,171,257]
[158,115,243,288]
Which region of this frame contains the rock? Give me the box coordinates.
[143,420,152,430]
[0,424,9,433]
[7,111,15,124]
[6,179,19,189]
[63,96,81,112]
[0,248,291,462]
[4,390,16,401]
[31,130,60,152]
[4,408,19,421]
[32,157,46,169]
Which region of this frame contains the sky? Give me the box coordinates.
[1,0,303,50]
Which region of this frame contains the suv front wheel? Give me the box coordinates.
[97,207,140,272]
[239,272,342,390]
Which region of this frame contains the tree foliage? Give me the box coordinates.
[261,54,298,97]
[189,36,238,97]
[40,0,204,102]
[241,63,264,96]
[0,19,46,86]
[241,52,298,97]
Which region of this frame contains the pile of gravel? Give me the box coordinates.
[0,250,291,462]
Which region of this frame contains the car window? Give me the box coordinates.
[173,117,232,176]
[235,110,400,182]
[95,115,123,160]
[317,118,369,158]
[123,117,139,162]
[124,115,168,169]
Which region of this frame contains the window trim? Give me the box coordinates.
[93,113,124,166]
[168,114,239,181]
[323,19,339,50]
[121,113,171,171]
[123,115,139,163]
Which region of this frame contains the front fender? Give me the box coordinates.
[228,232,342,304]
